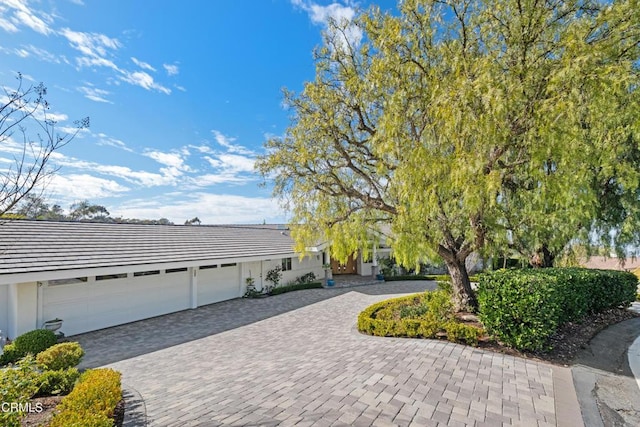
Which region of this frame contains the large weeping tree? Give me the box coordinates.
[257,0,640,312]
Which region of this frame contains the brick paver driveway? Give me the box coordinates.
[74,281,565,426]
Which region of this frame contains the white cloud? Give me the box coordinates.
[114,193,285,224]
[78,85,112,103]
[143,150,190,171]
[14,48,29,57]
[60,27,120,57]
[53,154,181,187]
[48,173,129,200]
[0,16,19,33]
[120,70,171,94]
[163,63,179,76]
[95,134,133,152]
[206,153,255,173]
[0,0,54,35]
[292,0,362,49]
[131,57,156,72]
[211,130,255,155]
[21,44,66,64]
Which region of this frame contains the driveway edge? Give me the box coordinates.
[552,365,585,427]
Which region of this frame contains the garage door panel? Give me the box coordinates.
[197,266,240,306]
[43,271,191,336]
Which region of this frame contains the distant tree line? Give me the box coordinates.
[4,195,174,225]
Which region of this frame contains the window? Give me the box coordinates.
[133,270,160,277]
[282,257,292,271]
[96,273,127,281]
[199,265,217,270]
[49,277,88,286]
[166,267,188,273]
[221,263,237,268]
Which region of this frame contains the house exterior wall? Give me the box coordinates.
[7,282,38,339]
[3,253,325,339]
[0,284,8,342]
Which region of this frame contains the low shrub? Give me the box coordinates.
[357,291,482,345]
[384,274,480,282]
[0,355,40,427]
[295,272,316,284]
[270,282,323,295]
[0,343,19,366]
[49,368,122,427]
[444,321,481,346]
[36,342,84,371]
[36,368,80,396]
[477,268,638,351]
[0,329,57,365]
[384,275,435,281]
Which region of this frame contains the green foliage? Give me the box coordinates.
[50,368,121,427]
[256,0,640,312]
[36,368,80,396]
[0,343,19,366]
[243,277,262,298]
[36,342,84,371]
[269,282,323,295]
[357,291,482,345]
[295,272,316,284]
[477,268,638,351]
[0,355,40,427]
[264,266,282,292]
[444,322,481,347]
[1,329,57,365]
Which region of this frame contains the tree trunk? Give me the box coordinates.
[530,244,555,268]
[438,247,478,313]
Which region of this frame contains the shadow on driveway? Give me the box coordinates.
[73,280,436,368]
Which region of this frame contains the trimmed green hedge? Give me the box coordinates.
[49,368,122,427]
[357,291,482,345]
[269,282,323,295]
[477,268,638,351]
[384,274,480,282]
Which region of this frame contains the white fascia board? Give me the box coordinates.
[0,251,302,285]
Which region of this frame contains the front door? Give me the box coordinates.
[331,255,357,275]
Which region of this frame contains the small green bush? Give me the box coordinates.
[36,342,84,371]
[49,368,122,427]
[0,329,57,365]
[36,367,80,396]
[477,268,638,351]
[0,343,19,365]
[270,282,323,295]
[0,355,40,427]
[444,321,481,346]
[295,272,316,284]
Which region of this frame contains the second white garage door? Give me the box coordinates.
[197,263,240,306]
[42,269,191,337]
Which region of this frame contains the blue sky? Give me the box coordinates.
[0,0,391,223]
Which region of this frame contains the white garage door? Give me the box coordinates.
[42,270,191,336]
[197,264,240,306]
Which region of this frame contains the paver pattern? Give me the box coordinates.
[74,281,557,426]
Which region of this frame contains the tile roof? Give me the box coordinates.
[0,220,298,275]
[581,256,640,271]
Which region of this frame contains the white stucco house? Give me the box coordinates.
[0,220,384,340]
[0,220,330,339]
